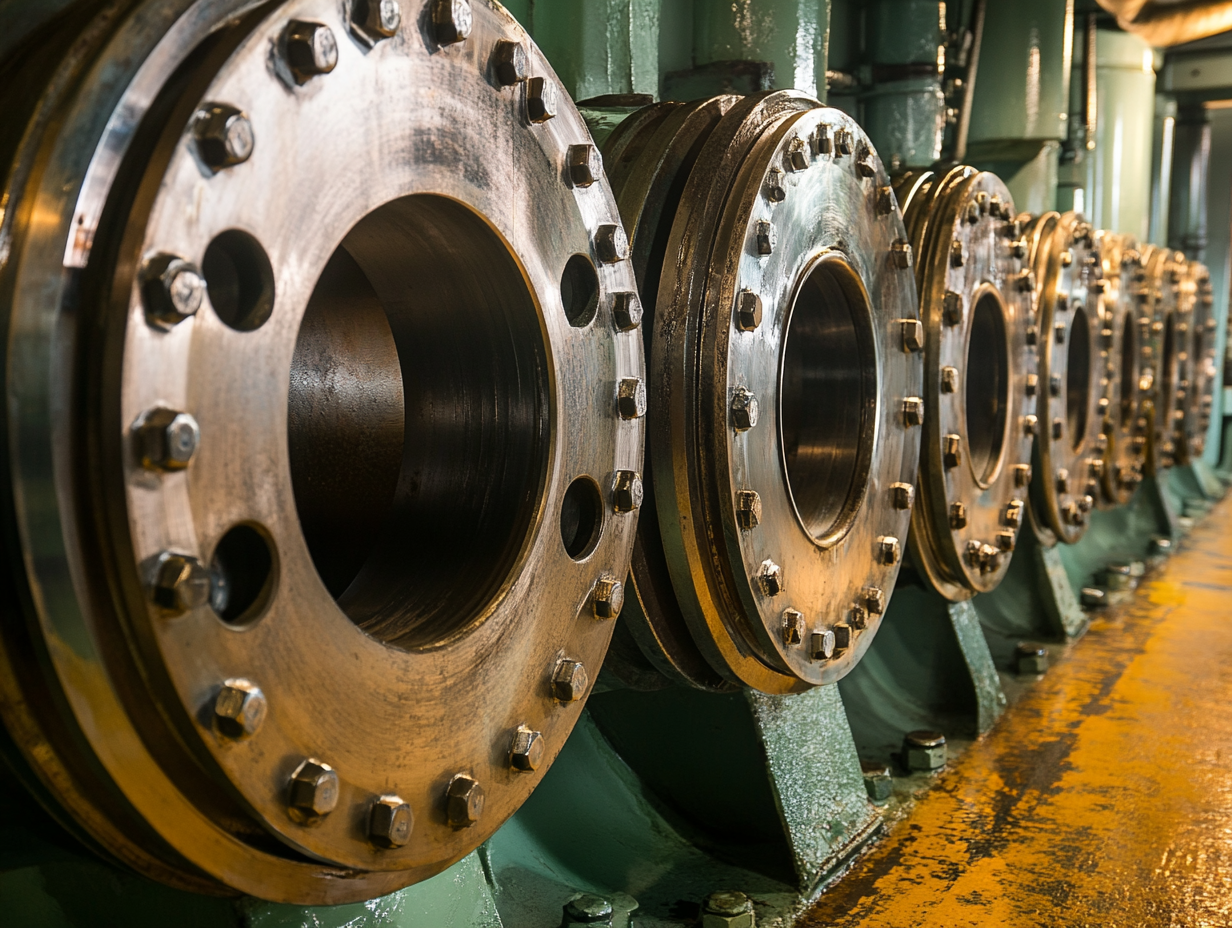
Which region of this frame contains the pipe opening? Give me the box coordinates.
[965,288,1010,486]
[1068,306,1092,452]
[1120,312,1136,431]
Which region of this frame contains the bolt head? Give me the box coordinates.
[891,240,913,269]
[432,0,472,44]
[836,128,854,155]
[193,103,253,169]
[902,396,924,427]
[736,290,763,331]
[445,774,484,826]
[904,730,947,770]
[878,535,900,565]
[1014,463,1032,487]
[568,143,602,188]
[735,489,762,529]
[1055,322,1067,344]
[352,0,401,39]
[856,155,876,178]
[141,253,205,329]
[136,407,200,471]
[901,318,924,352]
[1015,643,1049,674]
[493,39,528,84]
[849,603,869,629]
[862,761,894,801]
[940,365,959,393]
[890,481,914,510]
[1024,414,1038,437]
[369,794,414,847]
[285,21,338,82]
[1081,586,1108,607]
[782,609,805,646]
[552,659,589,702]
[755,220,775,255]
[863,586,885,615]
[765,169,786,202]
[703,891,754,928]
[595,223,629,263]
[759,560,784,597]
[943,433,962,468]
[213,678,267,738]
[950,240,965,267]
[810,629,836,660]
[731,388,760,431]
[1004,500,1024,528]
[152,552,212,614]
[509,727,545,771]
[943,290,963,325]
[288,758,339,819]
[612,291,642,331]
[565,893,614,925]
[612,470,642,512]
[591,575,624,619]
[996,530,1016,551]
[1056,468,1070,494]
[616,377,646,419]
[526,76,557,122]
[949,501,968,529]
[786,137,808,171]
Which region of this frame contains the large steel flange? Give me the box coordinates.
[1094,231,1148,506]
[1026,212,1105,545]
[606,94,922,691]
[895,167,1037,599]
[1176,261,1216,463]
[1140,247,1186,474]
[0,0,643,904]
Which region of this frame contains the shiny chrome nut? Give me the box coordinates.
[568,143,602,188]
[288,758,339,820]
[891,239,913,269]
[595,223,629,263]
[509,727,544,771]
[901,318,924,352]
[612,291,642,331]
[903,730,946,771]
[1015,643,1048,674]
[781,609,804,646]
[151,552,211,615]
[612,470,643,513]
[943,433,962,468]
[351,0,401,40]
[141,253,204,328]
[192,103,253,170]
[810,628,835,660]
[552,659,589,702]
[213,678,267,739]
[564,893,614,927]
[135,407,200,471]
[369,794,413,848]
[735,489,762,529]
[702,891,754,928]
[432,0,472,44]
[591,575,624,619]
[902,396,924,427]
[731,388,760,431]
[890,482,914,510]
[616,377,646,419]
[445,774,484,826]
[526,76,557,122]
[861,761,893,802]
[284,21,338,83]
[736,290,763,331]
[493,39,528,84]
[758,560,784,597]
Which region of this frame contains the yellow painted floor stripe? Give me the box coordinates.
[801,497,1232,928]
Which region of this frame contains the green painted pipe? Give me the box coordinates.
[690,0,830,97]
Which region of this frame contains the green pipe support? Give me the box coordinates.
[1168,103,1211,260]
[1149,95,1177,247]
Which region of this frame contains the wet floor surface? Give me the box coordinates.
[800,497,1232,928]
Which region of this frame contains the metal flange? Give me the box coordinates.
[894,167,1037,598]
[606,94,923,691]
[1094,231,1148,506]
[1139,247,1187,474]
[0,0,642,904]
[1025,212,1105,546]
[1176,261,1216,463]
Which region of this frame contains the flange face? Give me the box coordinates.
[0,0,642,904]
[608,94,922,691]
[896,167,1036,598]
[1095,231,1147,506]
[1176,261,1215,463]
[1139,247,1186,474]
[1027,212,1105,546]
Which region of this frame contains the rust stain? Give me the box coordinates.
[801,499,1232,928]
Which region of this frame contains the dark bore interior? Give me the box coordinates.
[1067,305,1092,451]
[779,256,878,544]
[1119,313,1136,430]
[1161,311,1177,418]
[965,290,1010,485]
[288,195,549,649]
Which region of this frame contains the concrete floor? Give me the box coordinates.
[800,496,1232,928]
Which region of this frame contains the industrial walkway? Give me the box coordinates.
[801,497,1232,928]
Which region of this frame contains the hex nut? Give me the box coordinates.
[759,559,784,597]
[352,0,401,40]
[151,552,212,614]
[1055,322,1067,345]
[863,586,885,615]
[836,128,854,155]
[612,470,643,513]
[445,774,484,826]
[612,291,642,331]
[891,240,913,269]
[1014,463,1032,487]
[509,727,545,771]
[878,535,900,565]
[902,397,924,427]
[755,220,775,255]
[832,624,853,655]
[213,678,267,739]
[1149,535,1173,555]
[810,629,835,660]
[813,124,833,154]
[849,603,869,629]
[943,290,963,325]
[781,609,805,646]
[979,543,1001,573]
[1026,324,1038,345]
[564,893,614,926]
[943,433,962,469]
[192,103,254,170]
[136,407,200,471]
[786,136,808,171]
[941,365,959,392]
[1080,586,1108,608]
[890,482,914,510]
[996,530,1016,551]
[862,761,893,802]
[284,21,338,82]
[288,758,339,820]
[855,155,876,178]
[736,290,763,331]
[1015,642,1049,674]
[950,240,964,267]
[616,377,646,420]
[1052,417,1064,441]
[949,501,968,529]
[702,891,754,928]
[141,253,205,328]
[736,489,762,529]
[591,575,624,619]
[369,794,413,848]
[552,659,589,702]
[731,388,760,431]
[1105,562,1133,592]
[1024,414,1038,437]
[595,223,629,263]
[567,143,602,188]
[903,730,946,771]
[493,39,528,84]
[764,168,786,202]
[901,318,924,352]
[1056,468,1070,494]
[526,76,557,122]
[432,0,471,44]
[1004,500,1024,528]
[1025,373,1039,396]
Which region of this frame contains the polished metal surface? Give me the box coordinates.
[603,93,923,692]
[894,166,1038,599]
[1176,260,1217,463]
[1139,245,1186,475]
[0,0,642,904]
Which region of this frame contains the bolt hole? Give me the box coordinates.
[560,476,603,560]
[210,523,277,625]
[203,229,275,331]
[560,253,599,327]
